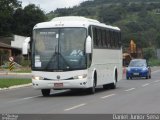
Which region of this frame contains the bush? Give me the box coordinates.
[148,58,160,66]
[143,47,156,60]
[20,59,31,67]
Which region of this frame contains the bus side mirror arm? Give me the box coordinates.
[86,36,92,54]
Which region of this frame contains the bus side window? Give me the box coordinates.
[97,28,102,48]
[105,30,109,48]
[108,30,112,48]
[100,29,104,48]
[113,31,116,48]
[102,30,106,48]
[111,31,114,48]
[93,27,98,47]
[97,29,100,47]
[115,31,119,48]
[118,32,122,48]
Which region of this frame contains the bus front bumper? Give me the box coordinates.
[32,79,89,90]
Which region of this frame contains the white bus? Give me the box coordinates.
[31,16,122,96]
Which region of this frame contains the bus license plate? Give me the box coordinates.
[54,83,63,88]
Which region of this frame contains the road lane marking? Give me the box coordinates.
[21,95,42,100]
[124,88,135,92]
[64,103,86,111]
[153,80,160,83]
[101,94,116,99]
[142,83,150,87]
[8,95,42,103]
[152,69,160,74]
[8,90,69,103]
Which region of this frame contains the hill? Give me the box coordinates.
[47,0,160,50]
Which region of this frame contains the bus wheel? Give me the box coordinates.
[110,82,116,89]
[41,89,50,96]
[110,71,117,89]
[88,77,96,94]
[103,84,110,89]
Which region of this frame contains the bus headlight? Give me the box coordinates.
[32,76,44,80]
[73,74,87,79]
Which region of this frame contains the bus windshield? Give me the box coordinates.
[32,28,87,71]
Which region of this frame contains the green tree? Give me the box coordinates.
[0,0,21,36]
[155,34,160,48]
[143,47,156,60]
[12,8,24,35]
[12,4,46,36]
[98,5,124,24]
[54,8,72,17]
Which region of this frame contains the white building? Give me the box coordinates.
[11,35,30,55]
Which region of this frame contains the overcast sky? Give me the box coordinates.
[20,0,88,13]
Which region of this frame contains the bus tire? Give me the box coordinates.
[110,70,117,89]
[88,80,96,94]
[41,89,50,96]
[88,73,96,94]
[103,84,110,89]
[110,83,116,89]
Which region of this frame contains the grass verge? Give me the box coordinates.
[149,58,160,66]
[0,79,31,88]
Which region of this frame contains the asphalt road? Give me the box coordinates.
[0,68,160,115]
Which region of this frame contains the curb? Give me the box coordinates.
[0,83,32,91]
[0,73,32,76]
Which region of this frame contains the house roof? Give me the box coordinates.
[0,36,12,45]
[0,42,12,49]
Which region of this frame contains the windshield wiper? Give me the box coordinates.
[45,46,58,69]
[44,46,71,70]
[58,52,71,69]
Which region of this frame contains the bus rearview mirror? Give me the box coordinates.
[86,36,92,54]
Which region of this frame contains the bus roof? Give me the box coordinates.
[51,16,100,23]
[34,16,120,31]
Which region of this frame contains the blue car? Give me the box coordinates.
[126,59,151,79]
